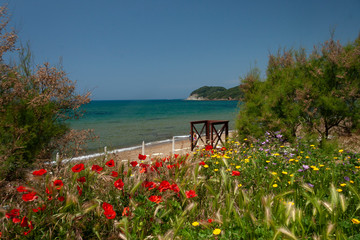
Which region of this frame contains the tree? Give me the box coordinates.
[0,5,93,180]
[236,35,360,145]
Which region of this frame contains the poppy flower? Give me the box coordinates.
[20,216,30,228]
[114,178,124,190]
[167,164,175,169]
[143,181,157,190]
[5,209,20,219]
[174,154,179,159]
[199,161,205,166]
[185,190,197,198]
[205,145,213,151]
[106,159,115,167]
[130,161,138,167]
[221,147,227,151]
[122,207,130,216]
[58,196,65,202]
[72,163,85,173]
[138,154,147,160]
[47,195,53,201]
[158,180,171,192]
[111,171,118,177]
[91,164,103,173]
[232,171,240,176]
[22,192,38,202]
[32,169,47,176]
[148,195,162,204]
[17,185,29,192]
[77,185,82,196]
[77,176,86,183]
[53,179,64,190]
[102,202,116,219]
[171,184,180,193]
[208,218,214,223]
[155,161,163,168]
[12,218,21,223]
[46,187,52,194]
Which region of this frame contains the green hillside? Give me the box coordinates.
[189,86,243,100]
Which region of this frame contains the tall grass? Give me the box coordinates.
[1,134,360,239]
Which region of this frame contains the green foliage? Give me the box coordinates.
[189,85,244,100]
[0,7,91,180]
[237,36,360,144]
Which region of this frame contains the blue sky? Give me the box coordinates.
[6,0,360,100]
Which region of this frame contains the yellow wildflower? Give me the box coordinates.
[271,172,277,175]
[352,218,360,224]
[313,167,319,171]
[236,166,241,169]
[350,180,354,184]
[192,222,199,226]
[336,189,342,192]
[282,171,288,175]
[213,229,221,235]
[266,160,270,163]
[238,184,242,187]
[214,169,218,172]
[204,164,209,168]
[273,184,278,188]
[339,149,344,153]
[340,183,346,187]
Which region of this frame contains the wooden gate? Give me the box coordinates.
[190,120,229,151]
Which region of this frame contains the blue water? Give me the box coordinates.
[69,99,240,153]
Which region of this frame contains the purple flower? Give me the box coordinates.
[298,169,303,172]
[259,147,263,151]
[307,183,314,188]
[276,134,283,139]
[344,176,350,182]
[264,166,268,169]
[303,165,310,170]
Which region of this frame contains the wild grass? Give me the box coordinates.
[1,134,360,239]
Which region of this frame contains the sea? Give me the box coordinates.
[69,99,241,155]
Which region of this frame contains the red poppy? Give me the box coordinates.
[57,196,65,202]
[167,164,174,169]
[105,159,115,167]
[102,202,116,219]
[221,147,227,151]
[138,154,147,160]
[12,218,21,223]
[158,180,171,192]
[205,145,213,151]
[155,161,163,168]
[199,161,205,166]
[171,184,180,193]
[20,216,30,228]
[47,195,53,201]
[174,154,179,159]
[142,181,157,190]
[77,176,86,183]
[130,161,138,167]
[232,171,240,176]
[46,187,52,194]
[185,190,197,198]
[21,216,33,236]
[32,169,47,176]
[17,185,29,192]
[77,185,82,196]
[208,218,214,223]
[22,192,38,202]
[5,209,20,219]
[148,195,162,204]
[53,179,64,190]
[122,206,130,216]
[72,163,85,173]
[111,171,118,177]
[114,178,124,190]
[91,164,103,173]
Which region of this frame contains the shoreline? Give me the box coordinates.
[59,130,235,164]
[59,136,194,164]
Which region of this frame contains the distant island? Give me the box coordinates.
[186,85,243,100]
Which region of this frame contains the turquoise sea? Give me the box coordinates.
[69,100,240,153]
